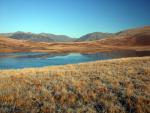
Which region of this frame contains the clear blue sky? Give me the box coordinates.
[0,0,150,37]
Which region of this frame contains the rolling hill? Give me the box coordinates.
[0,26,150,53]
[76,26,150,42]
[0,31,75,42]
[97,26,150,46]
[76,32,114,41]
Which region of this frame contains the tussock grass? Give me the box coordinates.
[0,57,150,113]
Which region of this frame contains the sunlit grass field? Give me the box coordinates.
[0,57,150,113]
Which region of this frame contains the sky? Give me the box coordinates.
[0,0,150,38]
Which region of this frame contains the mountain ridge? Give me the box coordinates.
[76,32,114,41]
[1,26,149,42]
[0,26,150,44]
[0,31,75,42]
[0,26,150,53]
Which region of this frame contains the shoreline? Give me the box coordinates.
[0,56,149,73]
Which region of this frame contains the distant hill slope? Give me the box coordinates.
[0,36,54,52]
[0,31,75,42]
[1,26,150,43]
[76,32,114,41]
[98,26,150,46]
[76,26,150,42]
[0,36,30,52]
[0,26,150,53]
[115,26,150,36]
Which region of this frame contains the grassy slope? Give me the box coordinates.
[0,57,150,113]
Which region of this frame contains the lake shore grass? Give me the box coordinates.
[0,56,150,113]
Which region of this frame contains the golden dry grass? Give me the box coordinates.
[0,57,150,113]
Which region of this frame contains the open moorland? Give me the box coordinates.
[0,56,149,113]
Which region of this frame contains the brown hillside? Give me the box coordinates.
[0,26,150,53]
[97,34,150,46]
[97,26,150,46]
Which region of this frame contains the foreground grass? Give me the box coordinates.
[0,57,150,113]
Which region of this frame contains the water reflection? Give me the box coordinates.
[82,51,150,59]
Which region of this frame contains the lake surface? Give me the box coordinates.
[0,51,150,69]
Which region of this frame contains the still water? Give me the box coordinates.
[0,51,150,69]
